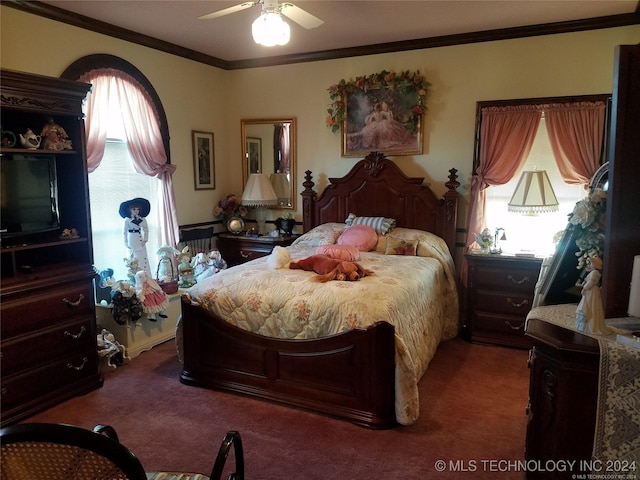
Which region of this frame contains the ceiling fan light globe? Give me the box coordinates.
[252,12,290,46]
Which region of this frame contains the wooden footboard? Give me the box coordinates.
[179,296,396,429]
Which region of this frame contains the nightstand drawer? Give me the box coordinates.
[464,253,542,348]
[471,264,539,293]
[217,233,299,267]
[472,311,527,336]
[474,289,533,315]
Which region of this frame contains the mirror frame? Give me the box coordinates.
[241,117,297,211]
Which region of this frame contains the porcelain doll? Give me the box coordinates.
[135,270,169,321]
[120,198,152,276]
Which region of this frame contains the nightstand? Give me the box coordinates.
[464,252,543,348]
[217,233,299,267]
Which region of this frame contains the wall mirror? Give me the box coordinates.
[241,117,296,211]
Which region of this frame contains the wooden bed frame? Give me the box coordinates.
[180,152,460,428]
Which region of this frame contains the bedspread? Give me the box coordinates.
[186,242,459,425]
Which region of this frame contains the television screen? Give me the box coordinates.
[1,155,60,237]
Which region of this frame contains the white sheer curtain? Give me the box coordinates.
[79,69,179,250]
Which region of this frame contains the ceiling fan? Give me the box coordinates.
[199,1,324,46]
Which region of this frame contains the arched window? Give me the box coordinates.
[62,55,179,281]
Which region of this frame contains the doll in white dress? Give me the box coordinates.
[120,198,152,276]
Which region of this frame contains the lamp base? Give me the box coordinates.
[255,206,268,235]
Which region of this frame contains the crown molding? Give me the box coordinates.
[5,0,640,70]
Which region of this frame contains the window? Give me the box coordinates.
[61,55,178,283]
[470,95,610,257]
[89,97,161,279]
[485,117,585,255]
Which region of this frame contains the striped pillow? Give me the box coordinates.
[345,213,396,235]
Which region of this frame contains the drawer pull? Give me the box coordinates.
[506,297,529,308]
[62,294,85,308]
[505,320,525,330]
[240,250,253,259]
[507,274,529,285]
[64,326,87,340]
[67,357,88,371]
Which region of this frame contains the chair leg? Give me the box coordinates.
[210,430,244,480]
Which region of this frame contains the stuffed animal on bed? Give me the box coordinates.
[289,254,373,282]
[266,245,291,269]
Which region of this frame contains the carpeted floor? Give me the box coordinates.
[26,336,530,479]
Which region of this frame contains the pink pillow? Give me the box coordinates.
[316,244,361,261]
[337,225,378,252]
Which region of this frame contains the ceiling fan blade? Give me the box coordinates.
[198,2,256,20]
[280,3,324,29]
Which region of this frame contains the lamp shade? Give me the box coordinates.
[508,170,559,215]
[270,173,290,205]
[252,11,290,46]
[242,173,278,206]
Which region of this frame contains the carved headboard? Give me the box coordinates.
[300,152,460,254]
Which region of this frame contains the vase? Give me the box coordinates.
[275,217,295,236]
[227,217,244,234]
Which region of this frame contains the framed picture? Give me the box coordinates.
[342,88,423,157]
[246,137,262,174]
[192,130,215,190]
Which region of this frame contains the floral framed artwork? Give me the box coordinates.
[192,130,215,190]
[246,137,262,174]
[327,70,430,157]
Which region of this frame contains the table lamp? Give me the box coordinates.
[242,173,278,234]
[508,170,559,215]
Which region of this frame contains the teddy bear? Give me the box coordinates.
[289,254,374,282]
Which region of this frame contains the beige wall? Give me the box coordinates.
[2,6,638,229]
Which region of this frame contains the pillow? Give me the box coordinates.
[316,244,360,261]
[337,225,378,252]
[291,223,345,248]
[345,213,396,235]
[384,237,419,256]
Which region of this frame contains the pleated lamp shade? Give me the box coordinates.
[508,170,559,215]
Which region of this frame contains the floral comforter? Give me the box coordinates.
[186,226,460,425]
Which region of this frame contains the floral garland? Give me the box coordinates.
[326,69,430,134]
[213,194,247,223]
[568,188,607,271]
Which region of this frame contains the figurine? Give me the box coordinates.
[41,117,73,151]
[120,198,152,276]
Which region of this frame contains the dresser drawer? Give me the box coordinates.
[1,347,100,414]
[471,264,539,293]
[1,280,94,338]
[1,316,96,374]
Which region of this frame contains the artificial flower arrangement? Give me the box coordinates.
[474,228,493,251]
[568,188,607,271]
[326,69,430,134]
[213,194,248,223]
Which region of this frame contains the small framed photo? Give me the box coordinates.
[246,137,262,174]
[192,130,215,190]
